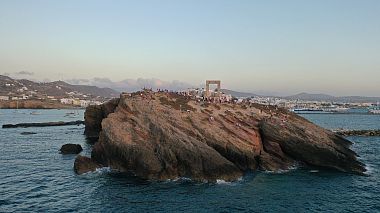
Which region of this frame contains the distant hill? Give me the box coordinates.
[220,89,257,98]
[285,93,335,101]
[0,75,119,98]
[285,92,380,103]
[221,89,379,103]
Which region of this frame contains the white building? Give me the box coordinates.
[80,100,89,107]
[0,96,9,101]
[60,98,74,105]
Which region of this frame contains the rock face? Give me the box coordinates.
[60,144,83,154]
[74,155,102,174]
[79,92,366,181]
[84,98,119,140]
[259,117,364,173]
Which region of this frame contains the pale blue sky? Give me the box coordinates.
[1,0,379,96]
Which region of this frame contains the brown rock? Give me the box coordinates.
[84,98,119,140]
[259,116,365,174]
[74,155,102,174]
[80,92,365,181]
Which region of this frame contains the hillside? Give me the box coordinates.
[0,75,119,98]
[286,92,380,102]
[220,89,257,98]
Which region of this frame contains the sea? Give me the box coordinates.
[0,109,379,212]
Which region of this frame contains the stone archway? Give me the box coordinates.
[205,80,221,97]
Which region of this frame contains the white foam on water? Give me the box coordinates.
[165,177,193,183]
[264,164,299,174]
[364,164,375,175]
[309,170,319,173]
[216,179,233,185]
[264,170,287,174]
[94,167,112,174]
[164,176,243,185]
[82,167,112,176]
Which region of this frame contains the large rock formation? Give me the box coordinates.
[77,91,365,181]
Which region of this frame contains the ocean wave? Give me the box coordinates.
[164,176,244,185]
[215,179,237,185]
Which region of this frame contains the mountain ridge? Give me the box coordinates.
[0,75,119,98]
[285,92,380,103]
[220,89,379,103]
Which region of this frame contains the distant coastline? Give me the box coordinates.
[0,100,82,109]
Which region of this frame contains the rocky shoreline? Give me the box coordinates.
[75,91,366,181]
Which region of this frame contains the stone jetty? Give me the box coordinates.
[2,120,84,128]
[334,129,380,136]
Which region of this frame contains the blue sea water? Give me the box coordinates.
[0,109,379,212]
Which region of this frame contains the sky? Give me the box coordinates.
[1,0,379,96]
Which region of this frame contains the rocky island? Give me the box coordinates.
[76,90,366,181]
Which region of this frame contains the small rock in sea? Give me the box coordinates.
[60,144,83,154]
[20,132,37,135]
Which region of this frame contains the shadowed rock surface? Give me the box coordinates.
[74,155,102,174]
[79,91,366,181]
[60,144,83,154]
[84,98,119,140]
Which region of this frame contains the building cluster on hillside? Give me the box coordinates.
[60,98,102,107]
[0,81,106,107]
[248,97,375,110]
[2,78,378,110]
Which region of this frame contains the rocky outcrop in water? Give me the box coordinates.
[60,144,83,154]
[77,91,365,181]
[2,120,84,128]
[74,155,102,174]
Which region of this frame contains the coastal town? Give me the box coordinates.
[1,76,379,113]
[0,75,116,108]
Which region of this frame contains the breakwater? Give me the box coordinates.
[2,120,84,128]
[333,129,380,136]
